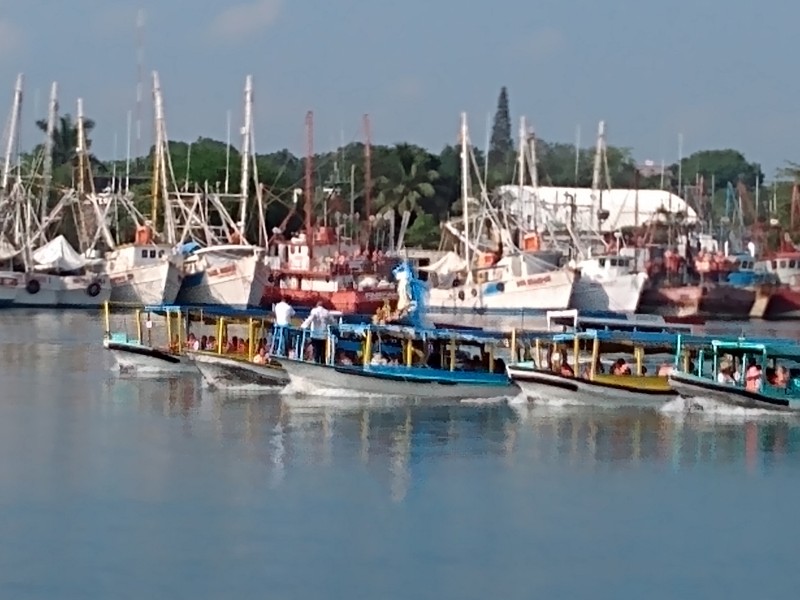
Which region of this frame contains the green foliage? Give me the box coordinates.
[404,212,440,248]
[488,86,513,181]
[673,149,763,189]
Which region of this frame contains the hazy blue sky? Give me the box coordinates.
[0,0,797,175]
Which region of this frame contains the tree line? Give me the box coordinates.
[20,87,794,249]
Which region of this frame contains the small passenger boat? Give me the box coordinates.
[668,337,800,412]
[506,330,686,408]
[276,322,519,400]
[102,303,196,375]
[185,309,289,388]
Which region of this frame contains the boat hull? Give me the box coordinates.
[280,358,517,400]
[427,269,574,315]
[261,286,397,314]
[189,351,289,388]
[507,364,675,408]
[638,284,756,319]
[178,253,269,308]
[570,272,647,313]
[103,338,196,375]
[109,260,183,306]
[669,372,798,412]
[7,273,111,308]
[764,287,800,319]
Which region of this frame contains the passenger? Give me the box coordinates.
[226,336,239,353]
[186,333,200,351]
[766,367,777,385]
[657,363,673,376]
[252,347,268,364]
[301,300,333,363]
[200,334,208,350]
[208,335,217,351]
[336,351,353,366]
[493,358,506,374]
[744,360,762,392]
[775,366,790,388]
[717,359,735,384]
[611,358,630,375]
[273,295,295,326]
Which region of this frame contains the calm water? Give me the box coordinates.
[1,311,800,599]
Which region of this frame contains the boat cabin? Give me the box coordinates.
[766,252,800,286]
[577,255,636,281]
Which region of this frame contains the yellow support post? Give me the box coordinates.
[573,335,580,375]
[248,318,255,360]
[217,318,224,354]
[589,337,599,380]
[103,301,110,337]
[635,345,643,376]
[135,309,142,344]
[510,328,517,363]
[489,346,495,372]
[176,310,184,353]
[535,338,541,366]
[364,329,372,366]
[449,335,456,371]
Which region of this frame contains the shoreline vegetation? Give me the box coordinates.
[15,87,797,249]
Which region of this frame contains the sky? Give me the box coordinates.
[0,0,797,177]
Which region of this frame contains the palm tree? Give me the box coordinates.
[35,114,96,168]
[374,143,439,215]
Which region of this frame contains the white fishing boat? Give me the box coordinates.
[104,241,183,306]
[424,113,575,315]
[177,245,270,308]
[570,255,647,313]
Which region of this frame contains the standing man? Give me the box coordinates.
[301,300,332,363]
[272,295,295,356]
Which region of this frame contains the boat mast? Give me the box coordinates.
[238,75,252,243]
[305,110,314,259]
[40,82,57,227]
[363,114,372,248]
[460,112,472,282]
[1,73,22,193]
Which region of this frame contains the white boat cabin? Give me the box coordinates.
[577,255,636,280]
[767,253,800,286]
[105,244,175,274]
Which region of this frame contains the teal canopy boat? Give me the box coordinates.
[668,336,800,412]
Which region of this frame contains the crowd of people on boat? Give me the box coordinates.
[716,356,791,391]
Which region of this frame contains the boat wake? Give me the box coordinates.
[280,377,394,399]
[660,396,795,419]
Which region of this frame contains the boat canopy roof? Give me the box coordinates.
[336,322,524,344]
[709,339,800,359]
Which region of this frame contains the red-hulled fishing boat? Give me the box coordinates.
[260,227,397,314]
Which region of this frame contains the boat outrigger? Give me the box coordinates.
[668,337,800,412]
[506,329,686,408]
[102,302,196,375]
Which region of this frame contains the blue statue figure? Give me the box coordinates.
[390,261,428,329]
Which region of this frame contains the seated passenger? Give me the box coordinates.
[744,360,762,392]
[775,366,790,388]
[657,363,673,376]
[252,347,268,364]
[717,359,735,384]
[611,358,631,375]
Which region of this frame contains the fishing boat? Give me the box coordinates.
[668,337,800,412]
[101,303,195,374]
[184,308,289,388]
[506,329,680,408]
[570,254,648,313]
[276,321,518,400]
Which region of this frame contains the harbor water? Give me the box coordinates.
[1,310,799,599]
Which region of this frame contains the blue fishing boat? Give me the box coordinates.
[668,336,800,412]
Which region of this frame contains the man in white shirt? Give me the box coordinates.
[272,296,294,356]
[273,297,295,326]
[301,301,332,362]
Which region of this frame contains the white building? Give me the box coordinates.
[498,185,698,233]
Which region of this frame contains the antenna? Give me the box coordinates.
[134,8,145,160]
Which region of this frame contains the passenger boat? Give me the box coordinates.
[545,309,696,334]
[506,329,681,408]
[101,303,195,375]
[184,308,289,388]
[276,322,519,400]
[668,337,800,412]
